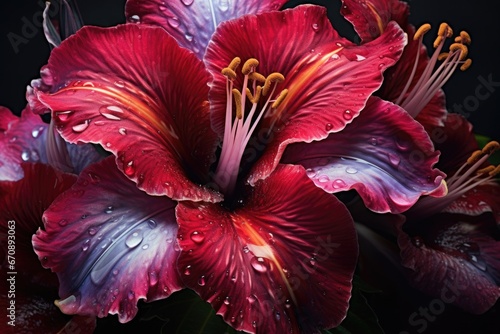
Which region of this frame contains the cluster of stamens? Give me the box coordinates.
[214,57,288,195]
[396,22,472,118]
[410,141,500,218]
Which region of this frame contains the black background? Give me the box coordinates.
[0,0,498,141]
[0,1,499,333]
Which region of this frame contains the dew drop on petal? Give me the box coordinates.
[345,167,357,174]
[119,128,127,135]
[218,0,229,11]
[325,123,333,131]
[167,16,180,28]
[72,120,90,133]
[224,296,230,305]
[124,161,135,176]
[369,137,378,145]
[190,231,205,244]
[388,153,401,167]
[312,23,319,32]
[184,265,192,276]
[31,126,44,138]
[198,275,206,286]
[58,219,68,226]
[148,219,157,229]
[318,175,330,183]
[142,244,149,250]
[82,239,90,252]
[343,110,353,120]
[129,15,140,23]
[88,227,98,236]
[333,179,347,189]
[105,206,113,214]
[250,257,268,273]
[125,231,143,248]
[21,149,30,161]
[149,271,158,286]
[56,110,73,122]
[181,0,194,5]
[184,33,193,42]
[114,80,125,88]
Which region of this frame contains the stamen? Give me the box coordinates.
[228,57,242,71]
[396,22,472,119]
[272,89,288,109]
[414,23,431,40]
[263,73,285,96]
[214,57,287,196]
[242,58,259,75]
[409,141,499,219]
[460,58,472,71]
[222,67,237,80]
[232,89,243,119]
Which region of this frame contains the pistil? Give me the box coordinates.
[214,57,287,196]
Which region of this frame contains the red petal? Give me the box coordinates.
[0,106,18,132]
[398,215,500,314]
[125,0,287,59]
[341,0,409,43]
[1,163,77,288]
[176,164,358,333]
[33,24,221,202]
[205,5,406,184]
[32,157,182,322]
[283,97,446,213]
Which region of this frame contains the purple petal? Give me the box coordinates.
[32,157,182,322]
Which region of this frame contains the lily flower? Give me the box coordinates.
[0,106,102,181]
[341,0,472,128]
[29,4,445,333]
[397,113,500,314]
[0,162,96,333]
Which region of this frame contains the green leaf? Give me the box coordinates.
[141,289,243,334]
[327,276,385,334]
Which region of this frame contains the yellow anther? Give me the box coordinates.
[245,86,262,104]
[466,150,484,165]
[228,57,241,71]
[222,67,237,80]
[460,58,472,71]
[477,165,495,175]
[489,165,500,177]
[414,23,431,40]
[271,89,288,109]
[232,89,243,119]
[460,31,471,45]
[242,58,259,75]
[438,52,449,61]
[433,35,444,48]
[249,72,266,83]
[438,22,453,37]
[262,72,286,96]
[482,141,500,155]
[449,43,468,60]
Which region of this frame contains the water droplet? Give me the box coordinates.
[331,53,340,60]
[333,179,347,189]
[114,80,125,88]
[369,137,378,145]
[148,219,157,229]
[306,168,317,178]
[125,231,143,248]
[113,269,119,275]
[82,239,90,251]
[285,299,292,308]
[119,128,127,135]
[378,63,386,69]
[30,149,40,161]
[250,257,268,273]
[167,16,180,28]
[388,153,401,167]
[411,236,424,248]
[343,109,353,120]
[21,149,30,161]
[312,23,319,32]
[183,265,192,276]
[181,0,194,5]
[243,246,250,254]
[184,33,193,42]
[58,219,68,226]
[31,126,44,138]
[190,231,205,244]
[275,311,281,321]
[224,296,230,305]
[105,206,113,214]
[218,0,229,11]
[124,161,135,176]
[252,320,257,328]
[88,227,98,236]
[128,291,135,300]
[356,54,366,61]
[142,244,149,250]
[345,167,357,174]
[129,15,140,23]
[149,271,158,286]
[325,123,333,131]
[318,175,330,183]
[56,110,73,122]
[198,275,206,286]
[72,120,90,133]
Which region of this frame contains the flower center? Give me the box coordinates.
[409,141,500,218]
[213,57,288,196]
[396,23,472,118]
